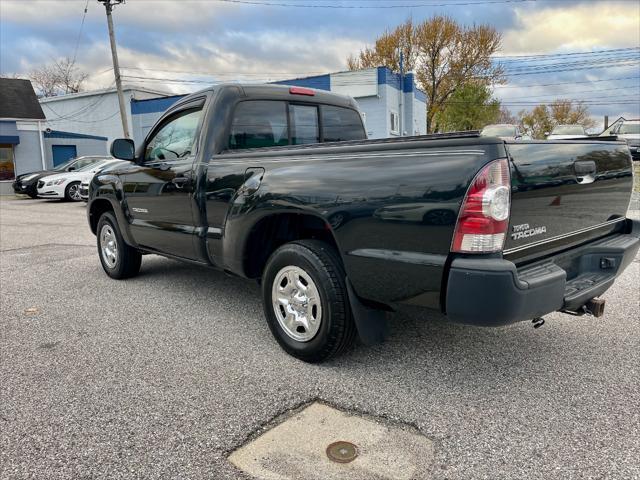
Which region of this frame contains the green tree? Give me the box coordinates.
[348,16,505,133]
[435,83,500,132]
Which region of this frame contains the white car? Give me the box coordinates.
[37,158,119,201]
[605,119,640,161]
[546,124,588,140]
[480,124,528,141]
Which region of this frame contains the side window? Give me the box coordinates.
[290,104,319,145]
[229,101,288,150]
[76,158,93,169]
[144,108,202,162]
[390,111,399,135]
[321,106,365,142]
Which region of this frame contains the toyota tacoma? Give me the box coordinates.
[87,84,638,362]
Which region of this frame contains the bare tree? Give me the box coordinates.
[497,107,518,125]
[29,57,88,97]
[518,100,596,139]
[29,64,60,97]
[348,16,504,133]
[54,57,89,94]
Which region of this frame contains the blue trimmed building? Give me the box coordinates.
[30,68,427,162]
[126,67,427,142]
[275,67,427,139]
[0,79,109,194]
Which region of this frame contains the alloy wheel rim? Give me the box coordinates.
[100,224,118,268]
[69,184,81,201]
[272,265,322,342]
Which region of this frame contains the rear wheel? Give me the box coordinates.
[97,212,141,279]
[262,239,356,363]
[65,181,82,202]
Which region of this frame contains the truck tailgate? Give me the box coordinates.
[504,141,633,264]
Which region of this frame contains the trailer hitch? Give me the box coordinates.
[561,298,606,318]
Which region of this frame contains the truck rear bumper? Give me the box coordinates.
[445,219,639,326]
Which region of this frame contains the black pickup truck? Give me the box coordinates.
[88,84,638,362]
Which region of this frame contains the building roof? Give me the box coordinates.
[39,85,172,103]
[0,79,46,120]
[44,130,108,142]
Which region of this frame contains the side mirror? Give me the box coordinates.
[111,138,136,161]
[68,167,76,172]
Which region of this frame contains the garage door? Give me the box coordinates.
[52,145,77,167]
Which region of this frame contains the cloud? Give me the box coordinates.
[502,1,640,54]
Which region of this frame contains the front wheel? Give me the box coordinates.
[97,212,141,279]
[65,181,82,202]
[262,240,356,363]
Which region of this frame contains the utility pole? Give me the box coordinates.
[398,50,404,137]
[98,0,130,139]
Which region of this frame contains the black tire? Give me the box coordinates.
[96,211,141,279]
[64,181,82,202]
[262,239,356,363]
[27,190,39,199]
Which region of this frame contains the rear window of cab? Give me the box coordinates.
[228,100,364,150]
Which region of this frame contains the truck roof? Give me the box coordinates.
[175,83,360,110]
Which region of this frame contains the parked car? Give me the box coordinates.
[480,124,527,141]
[38,158,123,201]
[605,119,640,161]
[79,160,127,201]
[546,125,588,140]
[12,156,110,198]
[88,84,638,363]
[79,178,90,202]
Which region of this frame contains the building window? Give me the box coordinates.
[390,111,399,135]
[0,145,15,181]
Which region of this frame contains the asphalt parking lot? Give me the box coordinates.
[1,196,639,480]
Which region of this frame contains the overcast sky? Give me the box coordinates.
[1,0,638,129]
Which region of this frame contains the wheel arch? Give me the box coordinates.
[88,197,138,247]
[89,199,115,234]
[241,212,343,279]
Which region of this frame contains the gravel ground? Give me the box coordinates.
[1,197,639,480]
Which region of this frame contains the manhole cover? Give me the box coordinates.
[326,441,358,463]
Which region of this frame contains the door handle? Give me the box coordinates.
[243,167,265,196]
[574,160,596,184]
[172,176,190,188]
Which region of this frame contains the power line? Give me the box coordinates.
[494,75,640,89]
[214,0,534,8]
[493,47,640,61]
[500,85,640,100]
[71,0,90,65]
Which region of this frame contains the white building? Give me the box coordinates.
[39,85,170,144]
[36,67,427,148]
[0,79,108,194]
[275,67,427,139]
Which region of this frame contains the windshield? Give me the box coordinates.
[53,158,76,172]
[619,123,640,135]
[552,125,585,135]
[481,125,516,137]
[77,160,110,172]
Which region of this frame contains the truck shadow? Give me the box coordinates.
[135,254,619,394]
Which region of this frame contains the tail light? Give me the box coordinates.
[289,86,315,96]
[451,158,511,253]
